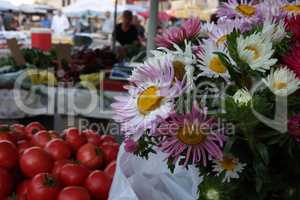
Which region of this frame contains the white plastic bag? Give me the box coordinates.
[109,144,201,200]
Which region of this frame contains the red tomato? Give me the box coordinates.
[48,130,60,138]
[59,163,89,186]
[52,160,73,178]
[20,147,54,177]
[0,168,13,199]
[104,161,116,178]
[77,143,104,170]
[57,186,91,200]
[64,128,87,151]
[31,130,54,148]
[83,130,102,146]
[0,125,16,144]
[100,135,116,144]
[85,170,112,200]
[16,180,31,200]
[27,173,60,200]
[0,141,18,170]
[18,140,33,155]
[100,142,120,149]
[102,145,119,165]
[25,122,45,138]
[10,123,27,140]
[44,139,72,161]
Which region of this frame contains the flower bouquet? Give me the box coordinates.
[112,0,300,199]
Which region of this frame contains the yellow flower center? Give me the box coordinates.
[137,86,163,115]
[273,81,288,90]
[209,56,227,74]
[216,35,228,46]
[219,157,237,171]
[282,4,300,13]
[244,45,260,60]
[236,4,256,17]
[172,60,186,81]
[176,124,207,145]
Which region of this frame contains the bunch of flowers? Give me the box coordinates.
[112,0,300,199]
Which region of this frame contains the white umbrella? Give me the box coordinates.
[63,0,114,16]
[18,4,47,14]
[118,4,148,13]
[0,0,19,11]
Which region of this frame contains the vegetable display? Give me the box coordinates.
[0,122,119,199]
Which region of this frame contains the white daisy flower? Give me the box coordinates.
[279,0,300,17]
[209,19,244,46]
[201,22,216,36]
[233,88,252,106]
[217,0,262,22]
[197,40,231,81]
[112,57,184,140]
[237,32,277,72]
[258,0,284,20]
[260,0,300,19]
[212,156,246,183]
[263,67,300,96]
[262,19,287,44]
[150,41,197,90]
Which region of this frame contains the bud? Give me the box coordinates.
[233,88,252,106]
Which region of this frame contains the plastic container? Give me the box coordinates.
[31,28,52,51]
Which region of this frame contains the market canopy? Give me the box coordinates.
[0,0,19,11]
[118,4,147,13]
[18,4,49,14]
[63,0,114,16]
[63,0,147,17]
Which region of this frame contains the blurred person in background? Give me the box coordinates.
[3,10,15,31]
[115,10,139,46]
[76,14,90,33]
[102,11,114,35]
[21,17,31,30]
[132,15,145,44]
[51,10,70,36]
[41,13,52,28]
[0,14,4,31]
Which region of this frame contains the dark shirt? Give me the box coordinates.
[115,24,138,46]
[136,25,145,38]
[3,14,14,31]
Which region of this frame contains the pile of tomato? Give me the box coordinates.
[0,122,119,200]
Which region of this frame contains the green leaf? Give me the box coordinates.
[224,136,236,153]
[256,143,269,165]
[167,158,176,174]
[255,177,263,193]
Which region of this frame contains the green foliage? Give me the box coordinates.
[274,34,292,56]
[0,56,15,67]
[134,134,158,160]
[198,175,235,200]
[21,48,56,69]
[167,158,176,174]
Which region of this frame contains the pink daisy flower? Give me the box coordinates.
[217,0,262,23]
[288,115,300,142]
[111,57,184,140]
[258,0,286,21]
[155,18,201,48]
[157,103,226,166]
[277,0,300,17]
[285,16,300,40]
[282,42,300,78]
[124,138,139,153]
